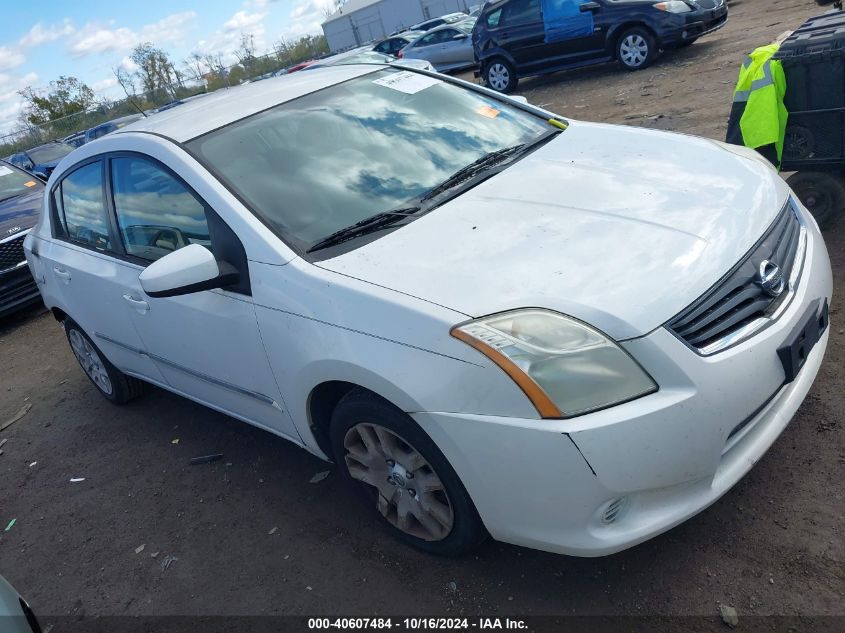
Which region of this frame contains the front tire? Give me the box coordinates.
[330,389,485,555]
[484,58,518,93]
[64,319,146,404]
[617,27,657,70]
[787,171,845,230]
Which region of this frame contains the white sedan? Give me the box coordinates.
[25,65,831,556]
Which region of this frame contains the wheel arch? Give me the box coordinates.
[479,48,517,72]
[303,362,426,459]
[51,306,68,323]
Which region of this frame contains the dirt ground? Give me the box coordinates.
[0,0,843,626]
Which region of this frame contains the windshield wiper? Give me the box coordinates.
[306,129,563,255]
[307,206,422,254]
[420,128,562,203]
[0,192,28,203]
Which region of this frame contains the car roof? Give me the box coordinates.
[118,65,380,143]
[419,22,469,36]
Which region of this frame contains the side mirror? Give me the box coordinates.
[453,33,469,40]
[139,244,239,298]
[33,170,49,182]
[580,1,601,12]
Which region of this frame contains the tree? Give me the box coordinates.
[130,42,178,101]
[112,66,146,115]
[235,33,258,74]
[321,0,346,19]
[18,76,96,126]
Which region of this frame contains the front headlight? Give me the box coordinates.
[452,309,657,418]
[653,1,692,12]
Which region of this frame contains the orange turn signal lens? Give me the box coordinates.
[451,327,563,419]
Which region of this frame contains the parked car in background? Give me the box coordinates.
[84,113,145,143]
[0,160,44,317]
[305,46,435,71]
[473,0,729,92]
[277,60,316,75]
[9,141,75,179]
[25,64,831,557]
[154,93,211,113]
[411,12,471,31]
[399,21,477,72]
[62,131,87,148]
[373,30,425,56]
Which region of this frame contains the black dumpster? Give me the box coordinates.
[775,3,845,227]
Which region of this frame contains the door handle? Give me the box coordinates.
[53,267,71,283]
[123,294,150,313]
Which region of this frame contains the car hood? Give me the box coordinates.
[316,121,788,340]
[0,189,43,239]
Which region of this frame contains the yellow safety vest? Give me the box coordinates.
[732,43,789,167]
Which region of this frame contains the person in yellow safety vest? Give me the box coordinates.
[725,43,789,169]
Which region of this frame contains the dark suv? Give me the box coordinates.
[0,160,44,316]
[473,0,728,92]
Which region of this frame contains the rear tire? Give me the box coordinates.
[330,389,486,555]
[787,171,845,230]
[617,27,657,70]
[64,318,146,404]
[484,58,518,93]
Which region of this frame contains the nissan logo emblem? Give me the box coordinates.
[758,259,785,297]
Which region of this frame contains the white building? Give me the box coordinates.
[322,0,473,53]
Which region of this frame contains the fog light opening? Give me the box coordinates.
[600,497,628,525]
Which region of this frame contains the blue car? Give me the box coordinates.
[8,141,75,179]
[473,0,728,92]
[0,160,44,316]
[84,113,145,143]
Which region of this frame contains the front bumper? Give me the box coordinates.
[413,203,832,556]
[0,263,40,318]
[659,5,729,45]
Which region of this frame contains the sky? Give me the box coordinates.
[0,0,337,135]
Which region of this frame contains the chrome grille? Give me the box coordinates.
[668,201,805,354]
[0,234,27,273]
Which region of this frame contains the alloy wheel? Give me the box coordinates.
[487,63,510,92]
[620,34,649,68]
[343,422,454,541]
[69,329,113,396]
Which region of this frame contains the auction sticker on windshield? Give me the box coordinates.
[373,71,441,94]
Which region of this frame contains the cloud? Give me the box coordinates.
[69,25,135,57]
[142,11,197,43]
[195,8,269,57]
[0,72,39,136]
[282,0,336,40]
[68,11,197,57]
[92,77,118,91]
[19,20,76,48]
[0,47,26,71]
[223,10,267,31]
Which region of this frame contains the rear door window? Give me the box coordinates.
[56,162,113,250]
[417,32,441,47]
[502,0,542,26]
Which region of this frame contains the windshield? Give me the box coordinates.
[0,163,41,201]
[28,143,73,164]
[188,69,552,252]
